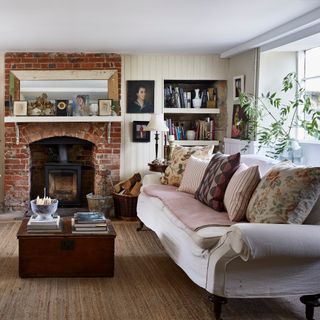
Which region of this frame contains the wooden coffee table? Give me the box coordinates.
[17,218,116,278]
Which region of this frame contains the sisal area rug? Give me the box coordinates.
[0,221,317,320]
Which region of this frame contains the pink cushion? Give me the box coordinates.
[143,184,233,231]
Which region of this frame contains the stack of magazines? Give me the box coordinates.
[27,215,62,233]
[72,212,110,234]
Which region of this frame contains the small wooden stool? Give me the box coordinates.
[300,294,320,320]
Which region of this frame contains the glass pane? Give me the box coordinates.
[305,47,320,78]
[20,79,108,101]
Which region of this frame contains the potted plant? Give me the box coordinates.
[239,72,320,159]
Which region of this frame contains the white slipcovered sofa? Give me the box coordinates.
[137,154,320,319]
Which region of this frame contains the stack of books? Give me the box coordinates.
[27,215,62,233]
[72,212,110,234]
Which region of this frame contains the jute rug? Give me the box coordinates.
[0,221,317,320]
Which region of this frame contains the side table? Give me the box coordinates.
[148,162,168,173]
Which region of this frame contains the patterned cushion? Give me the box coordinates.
[195,152,240,211]
[246,161,320,224]
[160,145,214,187]
[178,156,210,194]
[224,164,261,222]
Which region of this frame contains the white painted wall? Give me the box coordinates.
[121,54,229,179]
[226,49,258,140]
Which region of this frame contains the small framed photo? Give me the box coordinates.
[233,75,245,100]
[98,99,113,116]
[13,101,28,116]
[132,121,150,142]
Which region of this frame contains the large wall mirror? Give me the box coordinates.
[9,70,119,116]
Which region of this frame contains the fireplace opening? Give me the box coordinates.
[30,136,94,207]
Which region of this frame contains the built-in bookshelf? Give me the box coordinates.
[163,79,227,146]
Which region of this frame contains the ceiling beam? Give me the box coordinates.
[221,7,320,58]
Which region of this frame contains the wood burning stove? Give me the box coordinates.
[45,163,81,206]
[31,137,93,207]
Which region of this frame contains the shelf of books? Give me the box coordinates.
[165,117,216,142]
[163,108,220,114]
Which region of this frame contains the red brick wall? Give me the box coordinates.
[4,52,121,211]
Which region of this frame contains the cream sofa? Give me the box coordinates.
[137,154,320,319]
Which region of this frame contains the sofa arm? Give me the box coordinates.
[225,223,320,261]
[142,173,161,187]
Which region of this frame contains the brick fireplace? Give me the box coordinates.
[4,52,122,211]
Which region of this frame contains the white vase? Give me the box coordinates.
[192,89,202,108]
[186,130,195,140]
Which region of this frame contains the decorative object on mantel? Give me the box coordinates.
[98,99,113,116]
[28,93,55,116]
[55,100,69,116]
[145,113,169,164]
[240,72,320,160]
[13,101,27,116]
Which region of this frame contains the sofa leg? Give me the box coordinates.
[209,294,227,320]
[300,294,320,320]
[136,220,144,231]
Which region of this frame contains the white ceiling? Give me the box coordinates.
[0,0,320,55]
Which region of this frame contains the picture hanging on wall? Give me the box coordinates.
[132,121,150,142]
[233,75,245,100]
[231,104,248,139]
[127,80,154,113]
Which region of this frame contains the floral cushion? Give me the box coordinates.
[246,161,320,224]
[160,145,214,187]
[195,152,241,211]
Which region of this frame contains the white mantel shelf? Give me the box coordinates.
[4,116,122,123]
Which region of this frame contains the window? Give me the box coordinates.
[297,47,320,140]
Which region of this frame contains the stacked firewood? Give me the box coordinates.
[113,173,142,197]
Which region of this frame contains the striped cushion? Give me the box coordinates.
[224,165,261,222]
[178,156,210,194]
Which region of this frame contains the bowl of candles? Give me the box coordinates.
[30,196,59,220]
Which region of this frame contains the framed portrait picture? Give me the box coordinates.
[13,101,27,116]
[127,80,154,114]
[231,104,248,139]
[233,75,245,100]
[72,95,90,116]
[98,99,113,116]
[132,121,150,142]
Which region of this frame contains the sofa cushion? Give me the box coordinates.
[178,156,210,194]
[195,152,241,211]
[224,164,261,222]
[246,161,320,224]
[143,184,233,231]
[139,191,229,250]
[160,145,214,187]
[304,197,320,225]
